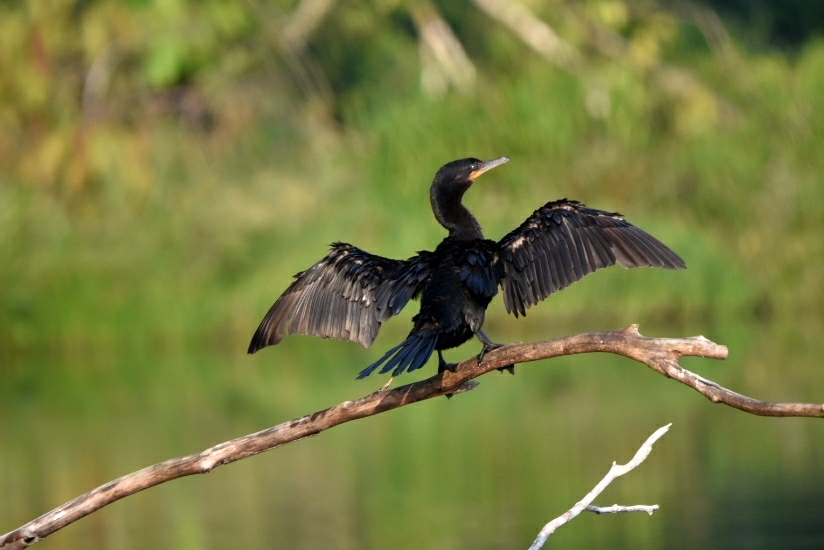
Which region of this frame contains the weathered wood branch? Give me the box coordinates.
[529,424,671,549]
[586,504,659,515]
[2,324,821,549]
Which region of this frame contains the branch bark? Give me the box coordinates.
[1,325,821,549]
[529,424,671,549]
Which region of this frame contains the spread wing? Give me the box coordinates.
[498,200,685,317]
[248,242,432,352]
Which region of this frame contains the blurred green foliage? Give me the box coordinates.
[698,0,824,48]
[0,0,822,354]
[2,3,824,548]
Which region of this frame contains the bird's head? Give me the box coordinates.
[430,156,510,239]
[432,156,511,192]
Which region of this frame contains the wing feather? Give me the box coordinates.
[248,243,432,352]
[498,199,685,317]
[532,242,550,299]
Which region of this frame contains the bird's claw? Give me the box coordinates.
[478,342,504,364]
[438,361,458,374]
[478,342,515,374]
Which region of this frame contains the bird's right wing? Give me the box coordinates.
[497,200,685,317]
[248,243,432,353]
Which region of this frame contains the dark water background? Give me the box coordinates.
[3,316,823,549]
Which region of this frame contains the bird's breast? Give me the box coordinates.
[416,239,500,330]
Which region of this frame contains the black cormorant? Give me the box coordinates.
[248,157,685,378]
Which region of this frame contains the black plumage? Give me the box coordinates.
[248,157,685,378]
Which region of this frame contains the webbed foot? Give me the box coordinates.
[438,361,458,373]
[476,330,515,374]
[437,350,458,374]
[477,341,502,364]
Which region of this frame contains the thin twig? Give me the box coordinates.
[529,424,671,549]
[2,325,822,549]
[586,504,659,515]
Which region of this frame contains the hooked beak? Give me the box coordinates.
[469,156,510,180]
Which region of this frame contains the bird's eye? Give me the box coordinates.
[469,163,478,171]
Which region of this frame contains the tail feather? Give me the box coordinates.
[407,337,437,373]
[357,334,438,379]
[379,340,420,376]
[357,341,405,379]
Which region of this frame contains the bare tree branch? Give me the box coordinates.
[411,2,477,97]
[2,324,821,549]
[280,0,335,50]
[529,424,671,549]
[587,504,659,515]
[472,0,581,70]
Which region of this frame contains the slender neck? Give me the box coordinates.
[430,181,484,240]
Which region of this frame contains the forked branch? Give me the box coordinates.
[1,325,821,549]
[529,423,671,549]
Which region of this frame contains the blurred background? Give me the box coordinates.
[1,0,824,548]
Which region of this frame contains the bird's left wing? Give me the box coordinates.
[497,200,685,317]
[248,243,432,353]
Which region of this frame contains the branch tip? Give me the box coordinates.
[529,424,669,549]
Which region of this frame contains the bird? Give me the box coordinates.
[248,157,685,378]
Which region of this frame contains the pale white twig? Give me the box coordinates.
[528,424,671,550]
[586,504,659,515]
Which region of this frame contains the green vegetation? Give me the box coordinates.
[2,0,823,358]
[2,2,824,549]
